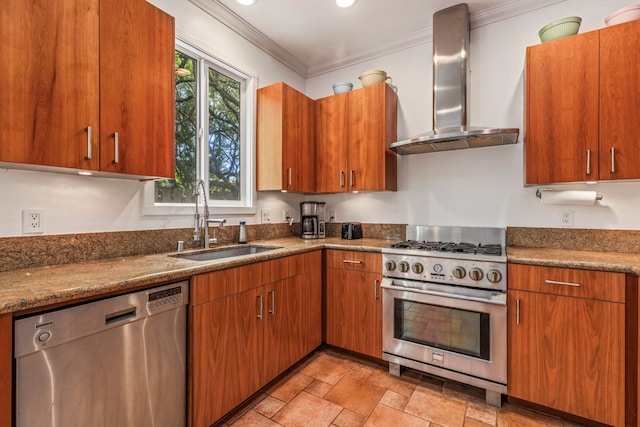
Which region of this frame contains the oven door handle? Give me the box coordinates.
[381,278,506,306]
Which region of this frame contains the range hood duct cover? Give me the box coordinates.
[390,3,519,155]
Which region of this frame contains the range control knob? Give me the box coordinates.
[452,266,466,279]
[469,268,484,281]
[487,269,503,283]
[385,260,397,272]
[399,261,410,273]
[433,263,443,273]
[412,263,424,274]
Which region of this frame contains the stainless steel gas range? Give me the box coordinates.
[381,226,507,406]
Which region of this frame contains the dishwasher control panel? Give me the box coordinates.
[147,285,185,312]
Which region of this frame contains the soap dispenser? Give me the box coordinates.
[238,221,247,244]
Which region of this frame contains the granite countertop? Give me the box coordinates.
[508,246,640,275]
[0,237,397,315]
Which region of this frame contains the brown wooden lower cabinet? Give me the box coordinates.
[325,250,382,359]
[189,251,321,427]
[508,264,636,427]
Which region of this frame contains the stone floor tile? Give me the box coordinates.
[305,379,335,398]
[254,395,287,418]
[231,410,282,427]
[324,375,386,416]
[272,391,342,427]
[363,403,430,427]
[270,372,314,403]
[466,401,498,425]
[405,384,467,427]
[347,363,375,380]
[365,368,417,396]
[464,418,494,427]
[301,353,354,385]
[332,408,367,427]
[379,389,409,411]
[497,405,564,427]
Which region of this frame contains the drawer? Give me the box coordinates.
[508,264,625,303]
[326,250,381,273]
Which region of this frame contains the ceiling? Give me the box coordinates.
[189,0,564,77]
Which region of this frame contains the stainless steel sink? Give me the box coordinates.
[170,245,281,262]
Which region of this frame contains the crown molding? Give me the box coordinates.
[189,0,309,76]
[190,0,567,78]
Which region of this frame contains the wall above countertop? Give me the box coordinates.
[1,0,639,240]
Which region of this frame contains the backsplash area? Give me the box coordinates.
[0,222,405,272]
[507,227,640,253]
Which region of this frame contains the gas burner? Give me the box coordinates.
[390,240,503,256]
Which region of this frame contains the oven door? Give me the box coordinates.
[381,278,506,386]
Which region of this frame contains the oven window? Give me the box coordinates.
[393,298,490,360]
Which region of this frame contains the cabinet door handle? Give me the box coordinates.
[350,170,355,187]
[545,279,581,287]
[339,170,345,187]
[112,132,119,164]
[287,168,292,186]
[610,147,616,173]
[516,298,521,325]
[257,294,263,319]
[586,149,591,175]
[374,279,379,300]
[268,290,275,315]
[342,259,363,264]
[85,126,93,160]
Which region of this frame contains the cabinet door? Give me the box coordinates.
[316,93,349,192]
[99,0,175,177]
[191,289,263,427]
[525,33,599,184]
[600,20,640,181]
[508,290,624,426]
[263,277,307,384]
[326,268,382,358]
[305,251,323,352]
[347,83,398,192]
[257,83,315,192]
[0,0,99,170]
[282,86,316,193]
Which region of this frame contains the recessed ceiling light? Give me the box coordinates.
[336,0,356,7]
[236,0,255,5]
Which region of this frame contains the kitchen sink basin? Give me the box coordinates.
[170,245,281,262]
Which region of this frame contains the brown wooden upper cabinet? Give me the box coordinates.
[256,82,316,192]
[0,0,175,178]
[316,83,398,193]
[525,20,640,184]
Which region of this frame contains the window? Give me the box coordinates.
[143,40,255,215]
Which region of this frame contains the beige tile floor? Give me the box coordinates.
[222,350,585,427]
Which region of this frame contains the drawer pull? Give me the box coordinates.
[343,259,363,264]
[545,279,581,287]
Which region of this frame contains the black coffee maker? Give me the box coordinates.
[300,201,326,239]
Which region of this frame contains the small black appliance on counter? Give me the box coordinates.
[341,222,363,240]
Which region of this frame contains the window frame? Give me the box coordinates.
[142,38,257,216]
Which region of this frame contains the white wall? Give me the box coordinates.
[1,0,638,237]
[306,0,640,230]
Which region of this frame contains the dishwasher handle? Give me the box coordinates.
[105,307,137,326]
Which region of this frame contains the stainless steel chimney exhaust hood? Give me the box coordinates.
[390,3,519,155]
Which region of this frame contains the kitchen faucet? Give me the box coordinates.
[193,179,226,248]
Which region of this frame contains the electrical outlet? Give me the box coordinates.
[282,209,289,222]
[261,209,271,224]
[559,210,574,227]
[22,209,44,234]
[328,209,336,222]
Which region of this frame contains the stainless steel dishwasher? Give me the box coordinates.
[14,280,188,427]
